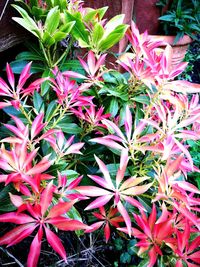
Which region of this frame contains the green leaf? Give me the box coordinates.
[99,24,129,51]
[64,11,89,46]
[59,21,75,34]
[41,69,52,96]
[12,5,41,37]
[195,176,200,189]
[100,87,128,101]
[138,258,149,267]
[32,6,45,20]
[103,14,125,38]
[45,6,60,34]
[120,252,131,264]
[9,60,44,74]
[45,100,58,121]
[33,91,45,113]
[42,31,56,46]
[53,31,68,42]
[107,98,119,117]
[0,185,16,212]
[56,122,82,134]
[103,71,127,84]
[3,106,21,117]
[61,170,79,179]
[83,9,98,23]
[159,14,176,22]
[16,51,44,61]
[96,6,108,19]
[60,60,85,76]
[132,95,150,105]
[12,17,40,37]
[157,256,165,267]
[91,23,104,46]
[114,238,124,250]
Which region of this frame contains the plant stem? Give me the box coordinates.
[20,105,32,124]
[46,104,61,126]
[40,43,52,68]
[53,37,74,67]
[50,108,67,129]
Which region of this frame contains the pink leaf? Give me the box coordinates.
[148,246,157,267]
[18,62,32,90]
[116,149,129,188]
[94,155,114,189]
[0,224,36,246]
[8,224,37,247]
[88,175,113,190]
[51,219,90,231]
[124,106,132,141]
[48,200,76,218]
[85,194,113,210]
[188,251,200,264]
[90,137,124,150]
[117,201,132,237]
[27,227,43,267]
[6,63,15,89]
[0,212,34,224]
[104,222,110,243]
[123,195,146,211]
[40,181,54,216]
[149,204,157,231]
[45,226,67,261]
[9,193,23,207]
[31,113,45,140]
[85,221,104,233]
[26,155,53,175]
[122,182,153,196]
[75,186,110,196]
[63,70,86,79]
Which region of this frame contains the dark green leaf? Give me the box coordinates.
[107,98,119,117]
[120,252,131,264]
[33,91,45,113]
[132,95,150,105]
[9,60,44,74]
[56,122,82,134]
[138,258,149,267]
[45,101,57,122]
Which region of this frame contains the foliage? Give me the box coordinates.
[157,0,200,42]
[179,41,200,82]
[0,1,200,266]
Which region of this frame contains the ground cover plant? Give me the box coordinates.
[0,0,200,266]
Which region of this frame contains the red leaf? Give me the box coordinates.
[148,246,157,267]
[117,201,132,237]
[0,212,34,224]
[85,194,113,210]
[40,181,54,216]
[27,227,43,267]
[0,224,36,245]
[48,200,76,218]
[52,219,90,231]
[45,226,67,261]
[104,222,110,243]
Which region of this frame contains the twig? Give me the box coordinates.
[0,247,24,267]
[0,0,10,21]
[55,245,107,266]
